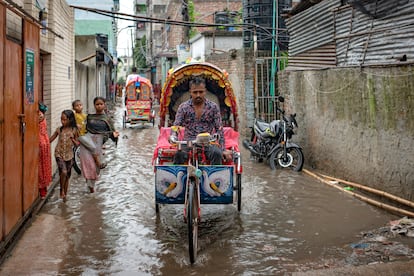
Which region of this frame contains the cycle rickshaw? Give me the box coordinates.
[122,74,155,128]
[152,62,242,264]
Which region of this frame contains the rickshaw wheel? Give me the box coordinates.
[122,111,127,129]
[151,110,155,127]
[73,146,81,175]
[236,173,242,211]
[187,180,198,264]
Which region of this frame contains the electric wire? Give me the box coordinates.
[69,5,286,43]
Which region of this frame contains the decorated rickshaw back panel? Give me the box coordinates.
[126,101,151,120]
[155,165,234,204]
[125,76,153,121]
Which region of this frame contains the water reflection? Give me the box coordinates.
[38,105,398,275]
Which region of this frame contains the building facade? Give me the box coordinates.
[0,0,74,260]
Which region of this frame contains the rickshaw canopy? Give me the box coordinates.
[159,62,239,131]
[125,74,153,101]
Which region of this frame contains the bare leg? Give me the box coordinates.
[63,176,69,201]
[86,179,95,193]
[59,173,66,198]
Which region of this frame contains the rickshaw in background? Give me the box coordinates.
[122,74,155,128]
[152,62,242,264]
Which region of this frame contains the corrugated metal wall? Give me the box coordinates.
[286,0,341,57]
[285,0,414,69]
[335,1,414,66]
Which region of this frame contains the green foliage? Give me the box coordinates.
[279,51,289,71]
[133,35,147,70]
[188,0,198,39]
[117,76,125,85]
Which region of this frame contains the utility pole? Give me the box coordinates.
[182,0,189,44]
[131,28,135,68]
[148,0,155,84]
[270,0,278,98]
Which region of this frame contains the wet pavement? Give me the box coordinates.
[1,104,414,275]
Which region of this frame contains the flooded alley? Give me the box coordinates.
[1,105,413,275]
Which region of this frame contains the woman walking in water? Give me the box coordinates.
[79,97,119,193]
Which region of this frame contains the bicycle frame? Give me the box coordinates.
[180,140,212,222]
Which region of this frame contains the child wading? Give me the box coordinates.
[50,110,79,202]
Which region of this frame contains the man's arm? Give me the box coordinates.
[173,104,184,127]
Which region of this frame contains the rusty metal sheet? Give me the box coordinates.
[23,20,40,212]
[335,2,414,66]
[287,43,336,70]
[4,38,23,237]
[286,0,341,56]
[0,2,5,243]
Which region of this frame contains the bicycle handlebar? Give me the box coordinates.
[168,132,218,147]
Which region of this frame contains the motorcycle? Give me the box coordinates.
[243,96,304,171]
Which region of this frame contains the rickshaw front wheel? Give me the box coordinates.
[122,113,127,129]
[236,173,242,211]
[73,146,81,175]
[187,180,198,264]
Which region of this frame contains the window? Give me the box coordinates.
[153,5,165,14]
[136,4,147,13]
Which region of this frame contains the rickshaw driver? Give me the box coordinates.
[171,76,232,165]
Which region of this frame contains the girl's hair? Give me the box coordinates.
[62,110,77,129]
[93,96,106,104]
[72,99,81,108]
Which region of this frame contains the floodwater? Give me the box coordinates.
[1,104,411,275]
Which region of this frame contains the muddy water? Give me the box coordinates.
[4,105,405,275]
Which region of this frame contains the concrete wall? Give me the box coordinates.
[191,31,243,61]
[278,65,414,200]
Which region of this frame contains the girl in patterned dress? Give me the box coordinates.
[50,110,79,202]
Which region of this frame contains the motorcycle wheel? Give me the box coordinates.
[269,147,304,172]
[73,146,82,174]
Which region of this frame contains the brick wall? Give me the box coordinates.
[45,0,75,172]
[166,0,242,50]
[206,48,255,135]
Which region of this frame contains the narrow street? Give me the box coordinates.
[1,104,413,275]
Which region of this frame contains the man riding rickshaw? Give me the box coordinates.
[152,61,242,264]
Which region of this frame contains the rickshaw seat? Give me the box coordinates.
[152,127,240,165]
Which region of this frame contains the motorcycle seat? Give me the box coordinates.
[255,119,270,132]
